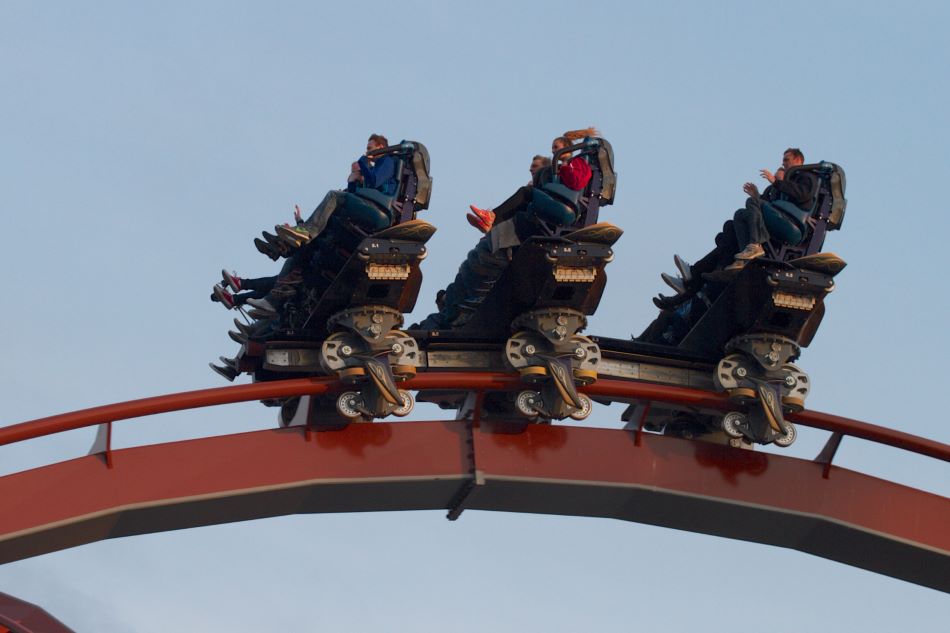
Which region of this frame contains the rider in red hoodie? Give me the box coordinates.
[467,128,595,232]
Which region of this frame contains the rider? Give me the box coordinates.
[277,134,396,248]
[653,167,785,309]
[654,148,817,308]
[415,128,596,330]
[723,147,816,272]
[467,155,551,233]
[212,134,398,316]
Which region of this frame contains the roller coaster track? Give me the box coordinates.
[1,372,948,593]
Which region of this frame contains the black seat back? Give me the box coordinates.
[532,137,617,237]
[766,161,847,261]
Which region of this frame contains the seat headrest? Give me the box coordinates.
[787,161,847,229]
[401,140,432,210]
[591,137,617,205]
[562,137,617,205]
[823,162,847,230]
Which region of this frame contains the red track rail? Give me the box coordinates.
[0,371,947,592]
[2,372,947,462]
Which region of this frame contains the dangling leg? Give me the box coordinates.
[725,199,768,270]
[415,234,512,329]
[277,191,347,248]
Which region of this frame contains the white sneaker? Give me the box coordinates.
[660,272,686,294]
[673,254,692,282]
[246,297,276,313]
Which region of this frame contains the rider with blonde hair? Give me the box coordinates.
[466,128,597,233]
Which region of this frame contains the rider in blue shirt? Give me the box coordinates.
[357,150,397,195]
[214,134,398,315]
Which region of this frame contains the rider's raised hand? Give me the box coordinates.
[742,182,760,198]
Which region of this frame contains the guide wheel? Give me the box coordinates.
[722,411,746,439]
[568,394,593,421]
[515,390,541,417]
[773,422,797,447]
[336,391,362,419]
[392,390,415,417]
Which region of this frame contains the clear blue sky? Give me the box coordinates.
[1,1,948,630]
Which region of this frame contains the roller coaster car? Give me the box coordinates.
[654,162,848,447]
[245,141,435,424]
[418,138,622,425]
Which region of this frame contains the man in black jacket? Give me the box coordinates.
[724,147,817,270]
[653,148,818,309]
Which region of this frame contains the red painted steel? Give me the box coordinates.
[0,592,75,633]
[0,421,946,592]
[0,374,515,446]
[2,373,947,463]
[788,408,950,462]
[0,422,470,564]
[0,371,947,591]
[472,424,949,541]
[0,376,341,447]
[467,424,950,591]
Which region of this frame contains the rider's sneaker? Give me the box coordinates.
[277,223,314,247]
[255,238,280,261]
[234,318,269,337]
[221,270,242,292]
[212,284,236,309]
[673,254,692,283]
[234,319,252,336]
[734,243,765,261]
[262,231,290,256]
[247,297,277,313]
[466,205,495,233]
[653,293,690,310]
[228,329,248,344]
[209,362,237,382]
[660,272,686,294]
